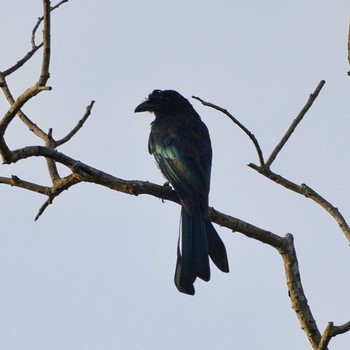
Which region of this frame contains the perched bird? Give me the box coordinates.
[135,89,229,295]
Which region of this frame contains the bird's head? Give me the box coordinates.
[134,89,190,116]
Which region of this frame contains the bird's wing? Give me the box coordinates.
[149,132,210,215]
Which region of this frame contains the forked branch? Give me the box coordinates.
[195,80,349,348]
[318,320,350,350]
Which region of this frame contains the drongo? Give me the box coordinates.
[135,89,229,295]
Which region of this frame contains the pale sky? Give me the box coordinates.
[0,1,350,349]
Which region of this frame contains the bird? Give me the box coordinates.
[134,89,229,295]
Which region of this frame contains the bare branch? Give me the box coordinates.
[3,1,67,76]
[45,128,60,181]
[209,207,284,248]
[249,164,350,243]
[0,73,16,103]
[0,85,51,148]
[3,46,42,77]
[0,175,49,195]
[56,100,96,146]
[348,22,350,75]
[31,18,43,48]
[318,323,333,350]
[0,134,329,350]
[38,0,51,86]
[210,208,322,349]
[0,3,347,349]
[318,320,350,350]
[0,73,48,140]
[333,320,350,336]
[35,172,82,220]
[265,80,326,167]
[32,1,68,48]
[280,234,323,349]
[0,84,50,163]
[192,95,265,166]
[35,197,54,221]
[0,86,51,134]
[51,0,69,11]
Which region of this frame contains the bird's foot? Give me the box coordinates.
[161,181,172,203]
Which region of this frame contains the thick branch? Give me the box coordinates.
[210,208,322,349]
[0,142,329,349]
[280,234,323,349]
[209,208,284,248]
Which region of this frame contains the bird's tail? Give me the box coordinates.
[174,208,229,295]
[206,219,229,273]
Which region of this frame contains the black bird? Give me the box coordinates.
[135,89,229,295]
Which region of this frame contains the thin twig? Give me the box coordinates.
[35,197,54,221]
[265,80,326,167]
[4,1,68,75]
[38,0,51,86]
[31,0,68,48]
[348,22,350,75]
[3,46,42,77]
[31,17,43,48]
[0,175,49,195]
[51,0,69,11]
[56,101,95,146]
[192,95,265,166]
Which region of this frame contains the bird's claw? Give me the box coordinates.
[161,181,171,203]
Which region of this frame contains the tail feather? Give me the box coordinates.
[206,220,229,273]
[174,208,210,295]
[174,207,229,295]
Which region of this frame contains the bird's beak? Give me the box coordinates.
[134,100,155,113]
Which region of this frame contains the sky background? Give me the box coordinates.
[0,1,349,349]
